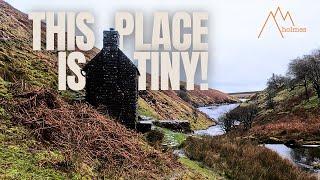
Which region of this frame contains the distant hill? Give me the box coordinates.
[228,91,261,99]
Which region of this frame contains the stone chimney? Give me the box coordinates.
[103,28,119,49]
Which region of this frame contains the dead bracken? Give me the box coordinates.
[2,89,179,178]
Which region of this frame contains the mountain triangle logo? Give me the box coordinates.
[258,6,307,38]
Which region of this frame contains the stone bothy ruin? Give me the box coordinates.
[82,28,139,129]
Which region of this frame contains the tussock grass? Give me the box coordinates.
[184,136,316,180]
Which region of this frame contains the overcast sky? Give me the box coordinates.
[6,0,320,93]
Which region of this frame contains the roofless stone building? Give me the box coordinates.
[82,28,139,129]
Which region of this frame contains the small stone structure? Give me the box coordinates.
[82,28,139,129]
[154,120,192,133]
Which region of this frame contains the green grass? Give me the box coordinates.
[0,117,93,179]
[0,77,11,99]
[0,40,57,91]
[179,157,221,180]
[0,121,65,179]
[255,84,319,119]
[0,145,67,179]
[137,98,160,119]
[151,128,223,179]
[298,95,319,109]
[157,127,187,147]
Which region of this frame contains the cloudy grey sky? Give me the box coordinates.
[6,0,320,92]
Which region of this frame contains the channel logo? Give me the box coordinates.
[258,6,307,38]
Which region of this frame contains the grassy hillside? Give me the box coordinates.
[0,1,181,177]
[1,89,182,179]
[0,0,235,131]
[139,90,214,130]
[0,1,236,178]
[249,85,320,143]
[138,75,237,130]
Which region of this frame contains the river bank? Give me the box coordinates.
[184,135,317,180]
[194,103,320,174]
[157,102,319,178]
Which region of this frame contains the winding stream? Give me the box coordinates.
[195,104,239,136]
[195,103,320,173]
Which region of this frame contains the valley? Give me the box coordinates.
[0,1,319,179]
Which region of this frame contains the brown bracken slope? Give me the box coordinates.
[0,0,235,178]
[0,0,235,131]
[0,1,180,178]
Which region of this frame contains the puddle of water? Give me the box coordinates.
[264,144,320,173]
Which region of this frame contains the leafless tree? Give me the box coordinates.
[267,73,286,90]
[288,58,310,100]
[266,74,285,109]
[220,114,235,133]
[221,104,258,132]
[306,52,320,101]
